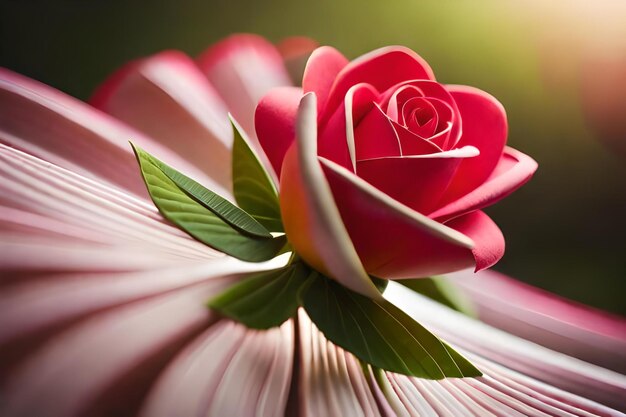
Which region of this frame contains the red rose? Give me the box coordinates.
[255,46,537,297]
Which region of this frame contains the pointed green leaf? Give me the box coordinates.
[208,263,312,329]
[398,277,476,317]
[132,143,286,262]
[301,273,482,379]
[134,142,271,238]
[231,117,284,232]
[441,342,481,376]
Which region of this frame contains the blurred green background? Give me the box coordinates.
[1,0,625,315]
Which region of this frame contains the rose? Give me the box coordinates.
[255,46,537,297]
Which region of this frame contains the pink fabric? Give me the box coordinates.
[196,34,292,141]
[0,69,221,200]
[276,37,319,85]
[90,50,233,187]
[450,269,626,373]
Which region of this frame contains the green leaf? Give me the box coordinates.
[231,117,284,232]
[208,263,312,329]
[398,277,476,317]
[371,276,389,293]
[441,342,481,376]
[132,143,286,262]
[150,148,271,239]
[301,273,482,379]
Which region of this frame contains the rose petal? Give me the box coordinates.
[445,210,505,271]
[385,84,422,123]
[91,50,233,187]
[318,83,379,171]
[255,86,303,176]
[381,80,463,149]
[344,83,381,171]
[354,104,402,160]
[356,146,480,214]
[302,46,349,114]
[323,47,436,123]
[430,147,538,221]
[387,90,455,150]
[403,97,439,138]
[196,34,292,140]
[320,157,476,279]
[279,93,381,298]
[393,120,443,155]
[438,85,508,206]
[0,69,223,199]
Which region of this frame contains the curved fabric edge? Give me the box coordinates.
[449,269,626,373]
[196,33,292,140]
[276,36,319,85]
[384,282,626,413]
[0,68,226,200]
[89,50,233,188]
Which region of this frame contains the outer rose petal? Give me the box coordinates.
[319,157,476,279]
[438,85,508,206]
[196,34,292,140]
[446,210,505,271]
[430,147,538,221]
[322,47,436,123]
[302,46,349,115]
[90,50,233,187]
[279,93,381,298]
[356,146,479,215]
[255,86,303,176]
